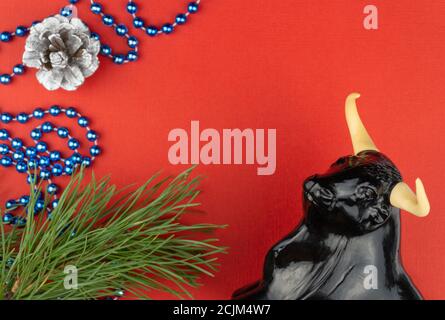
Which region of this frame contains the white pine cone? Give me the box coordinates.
[23,15,100,91]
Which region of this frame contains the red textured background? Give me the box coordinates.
[0,0,444,299]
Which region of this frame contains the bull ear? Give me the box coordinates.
[390,179,430,217]
[345,93,379,154]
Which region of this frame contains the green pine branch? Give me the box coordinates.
[0,167,227,300]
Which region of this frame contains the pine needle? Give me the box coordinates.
[0,167,227,300]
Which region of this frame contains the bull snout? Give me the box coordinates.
[304,176,335,209]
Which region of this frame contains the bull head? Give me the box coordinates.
[302,93,430,235]
[345,93,430,218]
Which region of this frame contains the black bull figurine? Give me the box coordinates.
[233,93,430,300]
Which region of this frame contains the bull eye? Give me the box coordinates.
[332,156,347,167]
[356,185,378,202]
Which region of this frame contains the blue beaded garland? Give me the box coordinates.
[0,104,100,226]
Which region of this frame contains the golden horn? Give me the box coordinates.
[390,179,430,217]
[345,93,379,154]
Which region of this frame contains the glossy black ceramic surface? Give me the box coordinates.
[233,150,422,300]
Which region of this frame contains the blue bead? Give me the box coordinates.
[12,216,27,227]
[71,152,82,164]
[113,55,125,64]
[91,3,103,14]
[102,15,114,26]
[27,158,37,169]
[52,164,63,176]
[91,32,100,41]
[57,127,69,138]
[11,138,23,150]
[86,130,98,141]
[19,195,30,205]
[188,2,199,13]
[27,173,37,184]
[0,129,9,140]
[60,7,72,17]
[90,145,101,156]
[0,74,12,85]
[49,105,61,116]
[65,107,77,118]
[17,113,29,123]
[39,156,50,167]
[64,165,74,175]
[42,122,53,133]
[116,24,128,36]
[13,151,24,161]
[13,64,25,75]
[101,44,112,56]
[31,128,42,140]
[65,157,76,167]
[133,17,144,29]
[127,2,138,14]
[0,144,9,155]
[26,147,37,158]
[68,138,80,150]
[49,151,61,162]
[39,169,51,180]
[35,199,45,211]
[1,113,12,123]
[15,26,28,37]
[162,24,174,34]
[3,213,14,224]
[52,199,59,208]
[82,156,92,167]
[70,0,79,4]
[78,116,89,127]
[16,161,27,173]
[176,14,187,25]
[127,36,138,48]
[36,141,48,153]
[146,26,158,36]
[127,51,138,62]
[47,183,58,194]
[1,157,12,167]
[5,200,17,209]
[33,108,45,119]
[0,32,12,42]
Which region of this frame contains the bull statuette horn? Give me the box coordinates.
[345,93,430,217]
